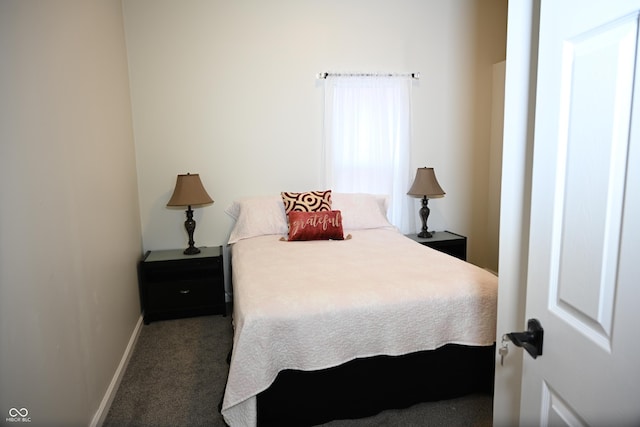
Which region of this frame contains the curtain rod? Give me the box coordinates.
[317,72,420,80]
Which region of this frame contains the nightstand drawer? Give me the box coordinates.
[143,258,221,282]
[146,279,217,311]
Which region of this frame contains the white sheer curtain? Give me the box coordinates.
[323,75,413,233]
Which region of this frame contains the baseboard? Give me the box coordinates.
[90,314,144,427]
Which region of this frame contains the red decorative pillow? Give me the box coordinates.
[287,210,345,241]
[281,190,332,214]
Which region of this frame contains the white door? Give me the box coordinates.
[512,1,640,425]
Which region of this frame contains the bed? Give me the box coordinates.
[220,192,498,426]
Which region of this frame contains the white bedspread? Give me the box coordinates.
[221,228,498,426]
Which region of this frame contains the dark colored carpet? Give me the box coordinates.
[103,315,493,426]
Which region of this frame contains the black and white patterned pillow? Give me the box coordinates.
[281,190,332,214]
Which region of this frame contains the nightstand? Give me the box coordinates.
[406,231,467,261]
[138,246,225,324]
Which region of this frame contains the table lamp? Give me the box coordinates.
[167,173,213,254]
[407,167,445,238]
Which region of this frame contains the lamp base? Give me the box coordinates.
[183,206,200,255]
[183,246,201,255]
[417,196,433,239]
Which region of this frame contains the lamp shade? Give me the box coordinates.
[166,173,213,207]
[407,167,445,198]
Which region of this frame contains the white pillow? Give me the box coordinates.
[226,195,288,244]
[332,193,394,231]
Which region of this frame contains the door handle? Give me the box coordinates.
[505,318,544,359]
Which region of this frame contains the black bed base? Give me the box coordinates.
[256,343,496,427]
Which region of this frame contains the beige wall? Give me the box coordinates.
[124,0,507,268]
[0,1,142,425]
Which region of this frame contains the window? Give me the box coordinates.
[323,75,413,232]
